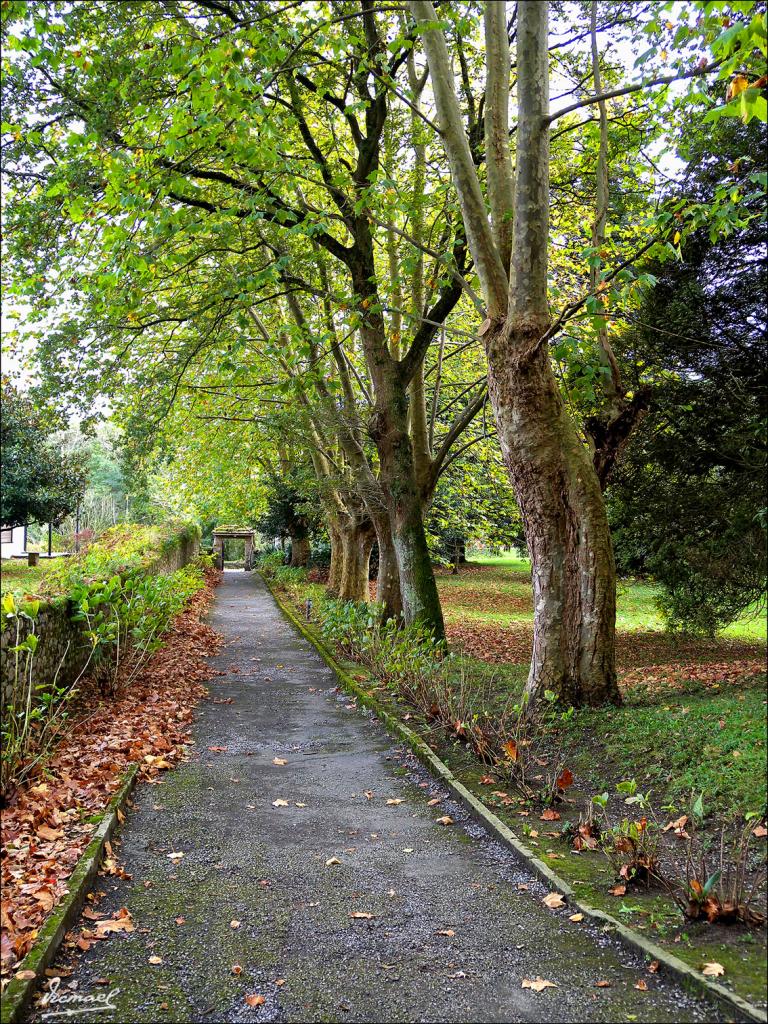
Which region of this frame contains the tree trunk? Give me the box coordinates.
[328,522,343,594]
[338,522,374,603]
[487,333,620,706]
[370,396,445,640]
[289,534,310,567]
[371,512,403,622]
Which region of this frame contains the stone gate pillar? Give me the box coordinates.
[244,534,254,571]
[213,535,224,571]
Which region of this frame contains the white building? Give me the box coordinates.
[1,525,26,558]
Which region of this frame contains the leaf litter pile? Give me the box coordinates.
[1,567,223,981]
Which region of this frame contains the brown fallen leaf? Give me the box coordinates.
[325,857,342,866]
[349,912,374,920]
[542,893,565,910]
[230,920,241,929]
[648,960,660,974]
[363,790,374,800]
[427,798,443,807]
[148,955,163,965]
[275,978,286,987]
[595,980,611,988]
[436,929,455,937]
[232,965,242,976]
[95,918,135,936]
[702,962,725,977]
[752,824,767,838]
[436,815,454,826]
[522,977,557,992]
[609,884,626,897]
[14,970,36,981]
[207,746,227,753]
[540,808,561,821]
[386,798,404,806]
[479,775,496,785]
[175,917,185,926]
[634,979,648,991]
[245,994,266,1006]
[37,824,63,841]
[272,757,288,766]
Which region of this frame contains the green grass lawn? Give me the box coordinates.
[0,558,56,596]
[460,552,766,641]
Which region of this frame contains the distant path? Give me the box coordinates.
[31,572,721,1023]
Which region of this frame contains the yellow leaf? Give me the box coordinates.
[673,230,681,245]
[726,74,749,102]
[568,913,584,922]
[542,893,566,910]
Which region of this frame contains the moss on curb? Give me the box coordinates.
[263,576,767,1024]
[0,764,141,1024]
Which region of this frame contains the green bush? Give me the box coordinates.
[256,550,286,578]
[318,597,446,705]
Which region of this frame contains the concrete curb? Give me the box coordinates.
[1,763,140,1024]
[264,576,767,1024]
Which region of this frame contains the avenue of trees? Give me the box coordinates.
[2,0,766,707]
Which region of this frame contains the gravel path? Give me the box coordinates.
[30,571,724,1023]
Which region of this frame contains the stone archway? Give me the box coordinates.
[212,528,255,571]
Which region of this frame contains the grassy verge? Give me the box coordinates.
[0,560,56,597]
[269,566,767,1007]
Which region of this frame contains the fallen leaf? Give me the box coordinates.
[436,815,454,826]
[752,824,767,838]
[540,808,561,821]
[245,994,266,1007]
[702,962,725,977]
[648,960,660,973]
[230,920,241,929]
[272,757,288,766]
[556,768,574,790]
[167,851,184,861]
[363,790,374,800]
[325,857,342,866]
[634,979,648,990]
[207,746,227,753]
[569,913,584,922]
[232,965,242,976]
[37,825,63,841]
[175,917,185,926]
[294,802,306,808]
[522,977,557,992]
[148,956,163,965]
[14,970,36,981]
[349,912,374,920]
[272,799,289,807]
[95,918,135,936]
[427,798,443,807]
[502,740,518,762]
[275,978,286,987]
[479,775,496,785]
[609,884,626,897]
[386,798,404,806]
[542,893,565,910]
[595,980,611,988]
[436,929,455,937]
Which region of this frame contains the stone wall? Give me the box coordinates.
[1,528,200,705]
[0,598,91,705]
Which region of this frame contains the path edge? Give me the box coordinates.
[264,575,767,1024]
[1,763,141,1024]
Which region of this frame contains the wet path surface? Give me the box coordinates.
[31,572,723,1023]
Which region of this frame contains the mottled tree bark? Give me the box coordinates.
[411,0,620,705]
[371,511,404,622]
[289,533,310,568]
[338,520,375,603]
